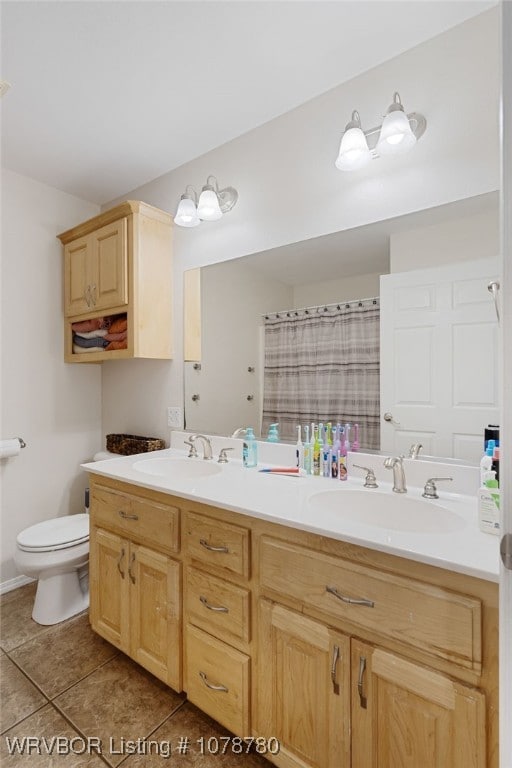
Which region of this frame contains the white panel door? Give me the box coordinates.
[380,257,500,462]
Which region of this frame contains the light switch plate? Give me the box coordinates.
[167,406,183,429]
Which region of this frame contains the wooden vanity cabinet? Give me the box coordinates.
[88,477,182,690]
[86,478,498,767]
[58,200,173,363]
[182,508,252,735]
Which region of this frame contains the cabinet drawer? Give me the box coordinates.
[91,484,180,554]
[260,537,482,672]
[184,511,250,579]
[186,567,250,645]
[185,624,250,735]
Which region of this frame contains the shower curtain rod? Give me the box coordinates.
[262,296,379,320]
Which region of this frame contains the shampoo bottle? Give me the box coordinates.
[267,424,279,442]
[478,470,500,535]
[480,440,495,483]
[243,427,258,468]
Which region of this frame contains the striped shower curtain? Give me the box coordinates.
[262,300,380,448]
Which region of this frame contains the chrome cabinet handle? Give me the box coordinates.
[358,656,367,709]
[84,285,92,307]
[117,548,126,578]
[199,671,228,692]
[326,585,374,608]
[331,645,340,695]
[200,595,229,613]
[118,510,139,521]
[199,539,229,553]
[128,552,136,584]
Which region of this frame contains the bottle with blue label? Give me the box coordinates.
[243,427,258,468]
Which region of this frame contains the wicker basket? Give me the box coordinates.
[106,433,166,456]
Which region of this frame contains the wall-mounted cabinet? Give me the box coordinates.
[58,201,173,363]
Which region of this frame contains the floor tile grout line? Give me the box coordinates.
[0,608,90,655]
[0,701,49,737]
[114,698,190,767]
[47,699,114,768]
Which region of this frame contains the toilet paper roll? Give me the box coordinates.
[0,438,21,459]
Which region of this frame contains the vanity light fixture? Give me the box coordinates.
[335,92,426,171]
[174,176,238,227]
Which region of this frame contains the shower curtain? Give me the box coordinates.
[262,300,380,448]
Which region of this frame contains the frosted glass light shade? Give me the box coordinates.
[335,126,371,171]
[197,188,223,221]
[174,197,200,227]
[376,109,416,156]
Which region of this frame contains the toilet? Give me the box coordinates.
[14,513,90,625]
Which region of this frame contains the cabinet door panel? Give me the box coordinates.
[91,218,128,311]
[64,236,90,316]
[89,528,130,652]
[258,600,350,768]
[351,639,486,768]
[130,545,182,691]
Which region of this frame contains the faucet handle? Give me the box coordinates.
[184,439,198,459]
[422,477,453,499]
[353,464,378,488]
[217,447,233,464]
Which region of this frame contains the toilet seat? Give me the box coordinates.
[17,514,89,553]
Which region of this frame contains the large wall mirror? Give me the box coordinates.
[184,191,500,465]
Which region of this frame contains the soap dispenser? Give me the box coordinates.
[267,424,280,442]
[243,427,258,468]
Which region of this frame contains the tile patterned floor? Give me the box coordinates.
[0,584,270,767]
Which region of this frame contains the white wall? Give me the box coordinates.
[100,10,499,441]
[184,260,293,437]
[390,207,500,272]
[0,169,101,587]
[293,272,383,308]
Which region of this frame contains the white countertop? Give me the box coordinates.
[82,447,500,583]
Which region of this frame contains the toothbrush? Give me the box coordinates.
[303,425,312,475]
[352,423,360,452]
[296,425,304,469]
[322,425,330,477]
[344,423,351,452]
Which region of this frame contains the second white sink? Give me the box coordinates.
[133,457,222,480]
[307,489,466,534]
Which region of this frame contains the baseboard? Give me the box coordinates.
[0,575,35,595]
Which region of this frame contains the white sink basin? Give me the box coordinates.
[133,457,222,480]
[307,489,466,534]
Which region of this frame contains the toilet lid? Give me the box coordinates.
[17,514,89,552]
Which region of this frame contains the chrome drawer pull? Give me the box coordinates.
[199,539,229,553]
[118,510,139,521]
[326,585,374,608]
[200,595,229,613]
[199,671,228,692]
[117,548,126,578]
[358,656,367,709]
[331,645,340,695]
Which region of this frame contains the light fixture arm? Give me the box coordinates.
[182,184,198,203]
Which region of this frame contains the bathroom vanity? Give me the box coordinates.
[84,451,499,768]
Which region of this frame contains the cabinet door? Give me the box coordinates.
[129,544,182,691]
[89,218,128,311]
[351,639,486,768]
[89,527,130,652]
[258,600,350,768]
[64,235,90,316]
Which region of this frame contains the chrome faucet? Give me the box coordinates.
[231,427,247,438]
[408,443,423,459]
[189,434,213,460]
[384,456,407,493]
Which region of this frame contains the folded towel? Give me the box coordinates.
[72,334,109,349]
[71,318,105,333]
[73,344,104,354]
[74,329,108,340]
[109,316,127,334]
[105,339,128,351]
[104,331,127,342]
